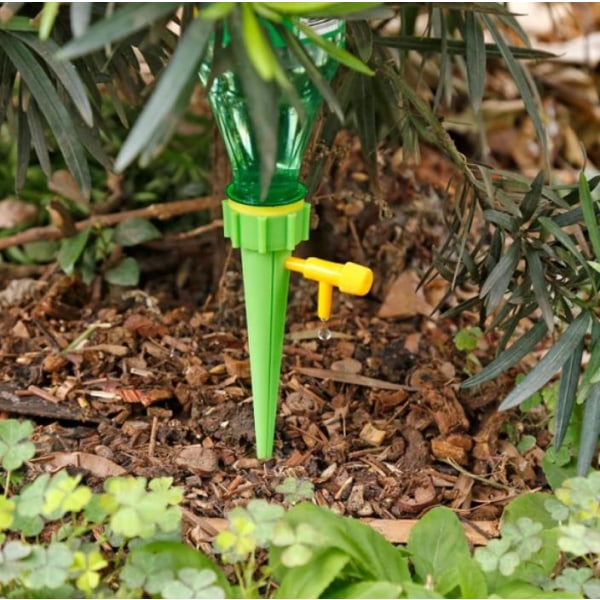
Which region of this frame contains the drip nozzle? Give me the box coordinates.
[285,257,373,321]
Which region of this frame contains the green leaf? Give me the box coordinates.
[521,170,545,221]
[480,240,520,313]
[69,3,92,38]
[579,172,600,261]
[282,503,410,583]
[454,326,482,352]
[482,15,547,162]
[0,33,91,197]
[576,381,600,476]
[39,3,59,40]
[464,12,485,111]
[462,319,548,389]
[14,32,93,126]
[17,473,50,517]
[229,8,278,200]
[135,541,231,594]
[0,540,31,584]
[261,3,380,17]
[525,245,554,332]
[407,506,470,582]
[554,336,584,449]
[241,4,277,81]
[25,99,52,178]
[280,25,344,123]
[499,311,592,411]
[43,471,92,518]
[56,3,178,60]
[293,18,374,75]
[57,228,90,276]
[503,492,557,530]
[113,218,161,247]
[115,15,214,172]
[23,543,73,590]
[275,547,350,599]
[539,216,595,282]
[0,497,15,530]
[328,581,402,599]
[103,257,140,286]
[0,420,35,471]
[160,568,225,600]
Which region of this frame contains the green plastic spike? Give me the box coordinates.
[222,199,310,458]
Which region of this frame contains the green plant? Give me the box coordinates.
[453,325,483,375]
[5,417,600,598]
[444,172,600,475]
[0,418,227,598]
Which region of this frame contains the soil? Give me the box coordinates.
[0,140,552,548]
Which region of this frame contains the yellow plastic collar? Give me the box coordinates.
[285,256,373,321]
[227,199,306,217]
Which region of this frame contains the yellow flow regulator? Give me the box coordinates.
[285,257,374,321]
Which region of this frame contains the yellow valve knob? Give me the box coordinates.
[285,257,373,321]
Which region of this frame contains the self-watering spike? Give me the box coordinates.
[200,18,374,458]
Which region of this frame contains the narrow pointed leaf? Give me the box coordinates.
[241,4,277,81]
[464,12,485,111]
[39,2,59,41]
[579,172,600,261]
[521,170,544,221]
[293,18,374,75]
[281,26,344,123]
[539,216,596,282]
[13,32,93,126]
[16,97,31,194]
[26,97,52,178]
[525,245,554,332]
[499,311,591,411]
[114,16,214,172]
[69,3,92,38]
[58,228,91,275]
[554,336,584,449]
[1,32,90,197]
[462,320,548,388]
[374,35,554,60]
[480,240,520,313]
[57,3,177,60]
[577,382,600,475]
[482,15,547,161]
[229,9,278,199]
[347,20,373,63]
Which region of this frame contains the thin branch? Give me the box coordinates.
[0,196,220,251]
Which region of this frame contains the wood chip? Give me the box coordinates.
[176,445,219,475]
[360,422,387,447]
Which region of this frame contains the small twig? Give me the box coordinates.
[441,458,514,491]
[0,196,219,251]
[148,415,158,458]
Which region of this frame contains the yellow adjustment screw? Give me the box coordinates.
[285,257,373,321]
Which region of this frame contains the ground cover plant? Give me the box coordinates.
[0,417,599,598]
[2,1,600,598]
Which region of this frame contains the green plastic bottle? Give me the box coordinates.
[199,18,345,205]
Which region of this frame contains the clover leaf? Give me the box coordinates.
[43,471,92,519]
[120,549,174,595]
[71,549,108,595]
[103,476,183,540]
[0,497,15,531]
[160,568,225,599]
[0,420,35,471]
[0,540,31,584]
[22,542,73,589]
[275,478,314,504]
[214,507,257,563]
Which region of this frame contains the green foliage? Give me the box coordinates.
[451,172,600,475]
[4,417,600,598]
